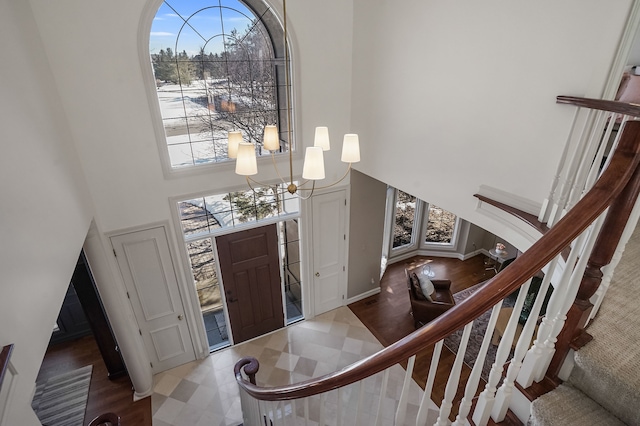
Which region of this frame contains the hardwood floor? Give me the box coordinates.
[37,334,152,426]
[349,253,496,422]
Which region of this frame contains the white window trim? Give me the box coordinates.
[386,188,465,263]
[388,189,424,256]
[419,202,460,251]
[137,0,303,179]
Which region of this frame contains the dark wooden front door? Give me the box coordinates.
[217,224,284,344]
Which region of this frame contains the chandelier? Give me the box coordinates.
[227,0,360,199]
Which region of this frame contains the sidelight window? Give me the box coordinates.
[177,184,302,351]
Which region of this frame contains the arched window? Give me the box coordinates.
[149,0,288,169]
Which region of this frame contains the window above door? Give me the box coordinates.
[147,0,291,173]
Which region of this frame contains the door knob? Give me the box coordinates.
[315,272,320,277]
[178,314,183,321]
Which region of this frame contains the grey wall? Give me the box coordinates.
[463,222,491,255]
[347,171,388,298]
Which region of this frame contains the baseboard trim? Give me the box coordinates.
[347,287,381,305]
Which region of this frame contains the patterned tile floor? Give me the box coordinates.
[151,307,438,426]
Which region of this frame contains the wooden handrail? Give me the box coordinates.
[235,120,640,402]
[557,95,640,117]
[0,344,14,389]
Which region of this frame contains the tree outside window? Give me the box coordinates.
[393,190,417,248]
[150,0,286,168]
[425,205,456,244]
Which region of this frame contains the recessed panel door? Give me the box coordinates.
[111,226,195,373]
[312,190,347,315]
[216,224,284,344]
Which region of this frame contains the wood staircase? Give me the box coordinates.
[233,97,640,425]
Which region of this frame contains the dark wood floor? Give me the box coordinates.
[349,253,496,421]
[37,334,152,426]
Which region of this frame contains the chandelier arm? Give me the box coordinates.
[312,163,353,190]
[270,152,288,185]
[296,181,316,200]
[246,175,273,190]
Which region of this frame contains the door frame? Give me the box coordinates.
[107,221,202,366]
[304,187,349,318]
[169,190,305,354]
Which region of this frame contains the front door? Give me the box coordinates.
[216,224,284,344]
[111,225,196,373]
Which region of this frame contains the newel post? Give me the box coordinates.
[547,160,640,379]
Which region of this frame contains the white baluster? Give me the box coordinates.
[549,108,595,226]
[436,322,473,425]
[534,214,606,382]
[416,340,443,426]
[303,397,309,425]
[493,267,555,421]
[239,386,262,426]
[374,369,390,426]
[539,107,580,223]
[318,393,327,426]
[396,355,416,426]
[566,111,608,210]
[585,113,619,190]
[518,229,587,386]
[598,115,629,175]
[336,388,343,426]
[354,380,364,426]
[473,279,531,426]
[453,303,502,426]
[517,259,560,387]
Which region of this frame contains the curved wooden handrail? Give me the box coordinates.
[0,344,14,389]
[235,120,640,402]
[557,95,640,117]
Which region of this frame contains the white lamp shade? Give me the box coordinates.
[263,125,280,151]
[341,133,360,163]
[235,143,258,175]
[302,146,325,180]
[314,126,330,151]
[228,131,242,159]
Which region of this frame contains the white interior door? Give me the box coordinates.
[111,225,195,373]
[312,190,347,315]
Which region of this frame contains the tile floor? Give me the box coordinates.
[151,307,439,426]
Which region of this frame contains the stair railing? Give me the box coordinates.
[235,104,640,425]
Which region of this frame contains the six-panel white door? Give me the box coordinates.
[111,226,195,373]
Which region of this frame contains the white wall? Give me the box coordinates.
[27,0,355,234]
[24,0,356,398]
[0,2,94,424]
[9,1,634,416]
[350,0,633,239]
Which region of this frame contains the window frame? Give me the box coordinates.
[388,188,424,256]
[170,181,303,353]
[139,0,297,178]
[420,202,460,249]
[386,187,462,261]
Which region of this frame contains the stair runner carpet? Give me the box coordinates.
[530,224,640,425]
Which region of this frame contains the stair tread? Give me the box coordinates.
[566,224,640,425]
[530,383,625,426]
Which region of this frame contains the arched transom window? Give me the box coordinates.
[150,0,288,169]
